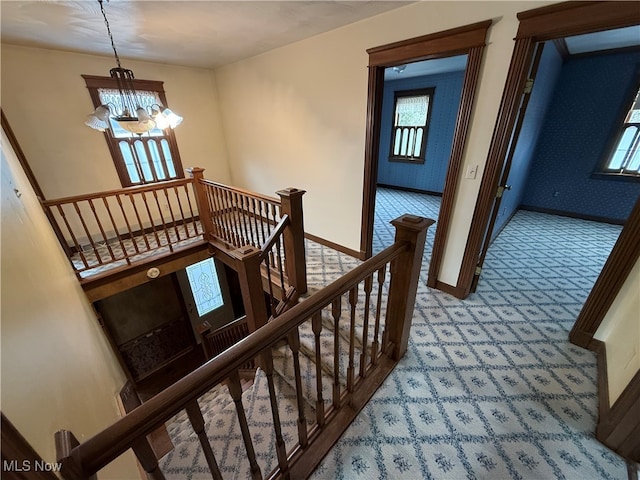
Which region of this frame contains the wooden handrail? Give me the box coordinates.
[259,214,289,260]
[40,178,194,207]
[64,240,408,477]
[199,178,281,207]
[56,214,433,479]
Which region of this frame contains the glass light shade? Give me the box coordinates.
[84,114,109,132]
[152,109,171,129]
[162,108,183,129]
[84,104,111,131]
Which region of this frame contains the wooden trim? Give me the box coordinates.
[569,195,640,347]
[516,1,640,41]
[593,338,640,463]
[377,184,443,197]
[459,1,640,299]
[361,20,492,270]
[1,413,58,479]
[520,205,626,226]
[431,279,466,299]
[305,232,363,260]
[428,44,486,288]
[81,241,210,302]
[457,37,535,298]
[367,20,492,66]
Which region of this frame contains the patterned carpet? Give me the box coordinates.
[309,187,629,479]
[160,186,630,479]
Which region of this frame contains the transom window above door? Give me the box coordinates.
[389,88,434,163]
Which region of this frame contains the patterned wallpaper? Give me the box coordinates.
[521,50,640,222]
[377,70,465,193]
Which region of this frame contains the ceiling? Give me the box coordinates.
[0,1,412,69]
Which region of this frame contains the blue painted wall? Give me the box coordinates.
[492,43,564,239]
[521,50,640,222]
[376,70,465,193]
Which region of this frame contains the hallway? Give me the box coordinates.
[309,188,626,479]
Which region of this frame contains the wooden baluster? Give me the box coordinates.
[371,265,386,365]
[331,297,341,409]
[127,193,152,251]
[73,201,104,264]
[250,198,261,248]
[162,187,181,241]
[208,185,226,241]
[240,195,253,246]
[359,275,373,378]
[131,436,166,480]
[55,204,89,269]
[276,237,286,296]
[257,200,268,246]
[115,193,141,254]
[386,215,434,360]
[102,197,130,264]
[261,349,290,478]
[219,188,235,245]
[185,400,223,480]
[140,191,163,249]
[311,311,325,428]
[225,189,238,245]
[151,189,172,250]
[287,328,308,448]
[87,198,116,261]
[347,285,358,392]
[228,370,262,480]
[181,183,199,236]
[264,251,277,314]
[235,192,251,245]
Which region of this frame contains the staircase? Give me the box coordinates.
[54,214,434,480]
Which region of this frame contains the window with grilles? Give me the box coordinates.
[601,81,640,178]
[389,88,434,163]
[83,75,184,187]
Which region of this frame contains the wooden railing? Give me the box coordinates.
[40,178,203,277]
[201,316,254,370]
[55,214,433,480]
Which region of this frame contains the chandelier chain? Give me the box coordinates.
[99,0,122,69]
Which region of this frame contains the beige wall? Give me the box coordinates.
[594,258,640,405]
[1,44,231,199]
[214,0,550,284]
[1,128,138,477]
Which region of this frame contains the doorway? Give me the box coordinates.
[361,20,492,298]
[459,2,640,299]
[372,56,468,257]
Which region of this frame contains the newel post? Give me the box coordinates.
[276,188,307,294]
[187,167,214,241]
[386,214,434,361]
[234,245,270,332]
[55,430,95,480]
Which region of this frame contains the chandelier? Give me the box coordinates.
[85,0,182,134]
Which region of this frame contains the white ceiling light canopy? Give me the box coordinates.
[84,0,182,135]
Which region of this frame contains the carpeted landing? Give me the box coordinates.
[159,187,629,479]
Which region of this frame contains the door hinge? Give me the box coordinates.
[475,266,482,276]
[496,185,505,198]
[524,78,534,94]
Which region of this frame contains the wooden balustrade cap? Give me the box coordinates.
[391,214,435,231]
